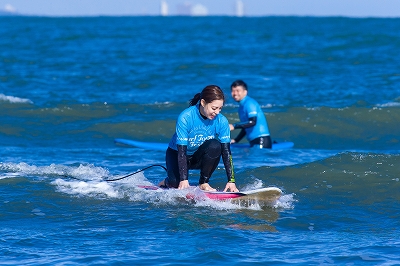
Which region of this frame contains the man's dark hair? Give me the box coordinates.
[230,80,248,90]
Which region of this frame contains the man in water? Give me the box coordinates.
[229,80,272,148]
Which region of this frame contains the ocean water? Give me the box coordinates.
[1,16,400,265]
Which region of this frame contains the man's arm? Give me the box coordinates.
[233,129,246,143]
[232,116,257,129]
[232,116,257,143]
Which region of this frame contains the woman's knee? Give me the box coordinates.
[204,139,221,157]
[166,173,180,188]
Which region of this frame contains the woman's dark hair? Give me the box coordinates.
[230,80,248,90]
[189,85,225,106]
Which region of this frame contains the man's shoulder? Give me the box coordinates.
[246,95,259,103]
[243,96,261,108]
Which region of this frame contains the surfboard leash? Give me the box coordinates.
[104,164,167,182]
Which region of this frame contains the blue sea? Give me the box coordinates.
[1,15,400,265]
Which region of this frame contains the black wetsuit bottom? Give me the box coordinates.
[165,139,221,188]
[249,135,272,149]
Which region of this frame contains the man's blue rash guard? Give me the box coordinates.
[168,104,231,155]
[233,95,270,142]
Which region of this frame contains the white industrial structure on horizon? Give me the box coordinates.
[191,4,208,16]
[160,0,168,16]
[159,0,244,16]
[236,0,244,17]
[0,4,17,14]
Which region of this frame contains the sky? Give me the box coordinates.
[1,0,400,17]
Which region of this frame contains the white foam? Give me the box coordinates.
[376,102,400,107]
[0,172,20,179]
[193,197,251,210]
[51,175,287,211]
[53,179,121,198]
[0,162,109,180]
[240,179,264,191]
[1,161,295,211]
[274,193,296,209]
[32,208,46,216]
[0,93,33,104]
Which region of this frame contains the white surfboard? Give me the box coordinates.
[137,185,281,202]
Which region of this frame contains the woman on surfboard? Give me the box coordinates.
[159,85,239,192]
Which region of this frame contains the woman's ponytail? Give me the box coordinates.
[189,93,201,106]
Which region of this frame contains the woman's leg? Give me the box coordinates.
[163,148,181,188]
[190,139,222,185]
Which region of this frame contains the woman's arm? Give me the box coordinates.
[221,143,239,192]
[177,144,190,189]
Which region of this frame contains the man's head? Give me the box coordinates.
[230,80,248,102]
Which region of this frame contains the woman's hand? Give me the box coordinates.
[178,180,190,189]
[223,182,239,192]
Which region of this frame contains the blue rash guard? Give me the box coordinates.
[234,95,270,142]
[168,104,231,155]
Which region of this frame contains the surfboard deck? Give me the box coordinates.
[114,138,294,151]
[137,185,282,202]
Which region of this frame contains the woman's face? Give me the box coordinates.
[200,99,224,120]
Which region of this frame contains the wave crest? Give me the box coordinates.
[0,93,33,104]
